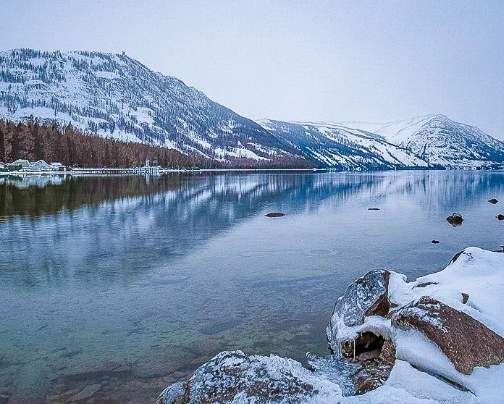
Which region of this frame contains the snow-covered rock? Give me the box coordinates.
[391,296,504,375]
[326,269,392,354]
[156,350,343,404]
[158,248,504,403]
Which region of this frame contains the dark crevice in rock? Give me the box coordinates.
[349,339,396,395]
[330,332,397,395]
[341,332,385,360]
[450,251,464,264]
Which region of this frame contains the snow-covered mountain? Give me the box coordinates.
[0,48,300,165]
[342,115,504,168]
[259,120,428,170]
[1,49,503,169]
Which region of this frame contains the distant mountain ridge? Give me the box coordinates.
[258,120,428,170]
[340,115,504,168]
[1,48,503,169]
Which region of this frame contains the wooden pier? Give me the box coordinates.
[71,166,161,175]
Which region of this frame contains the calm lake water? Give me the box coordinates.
[1,171,504,403]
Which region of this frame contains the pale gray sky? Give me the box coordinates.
[1,0,503,137]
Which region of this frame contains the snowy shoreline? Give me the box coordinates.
[157,247,504,404]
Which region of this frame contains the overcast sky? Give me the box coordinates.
[1,0,503,137]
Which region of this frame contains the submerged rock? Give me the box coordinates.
[265,212,285,217]
[68,383,101,402]
[446,213,464,226]
[488,198,499,204]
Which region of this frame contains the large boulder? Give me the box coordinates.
[391,296,504,375]
[156,351,342,404]
[327,270,392,352]
[324,270,397,395]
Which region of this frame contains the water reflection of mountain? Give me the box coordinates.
[1,171,504,286]
[0,173,374,284]
[365,171,504,210]
[0,175,184,218]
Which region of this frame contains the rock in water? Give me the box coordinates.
[391,296,504,375]
[446,213,464,226]
[497,214,504,220]
[488,198,499,204]
[265,212,285,217]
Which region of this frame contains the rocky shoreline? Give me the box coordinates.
[157,247,504,403]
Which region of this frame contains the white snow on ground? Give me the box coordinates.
[94,71,120,80]
[132,107,155,126]
[213,147,267,161]
[408,248,504,335]
[342,359,475,404]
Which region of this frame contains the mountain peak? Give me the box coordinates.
[370,114,504,167]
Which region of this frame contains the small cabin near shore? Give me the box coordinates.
[28,160,53,171]
[5,159,67,172]
[50,162,65,171]
[11,159,31,168]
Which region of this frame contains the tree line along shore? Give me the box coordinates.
[0,118,312,170]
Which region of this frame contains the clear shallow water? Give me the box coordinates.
[1,171,504,403]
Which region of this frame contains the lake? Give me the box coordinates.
[1,171,504,403]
